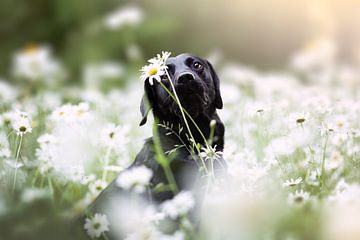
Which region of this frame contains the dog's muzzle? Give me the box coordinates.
[176,72,195,85]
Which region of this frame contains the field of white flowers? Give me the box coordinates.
[1,37,360,240]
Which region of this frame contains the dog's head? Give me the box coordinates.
[140,53,223,126]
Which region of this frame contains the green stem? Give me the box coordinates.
[159,81,209,146]
[164,71,198,148]
[208,120,216,146]
[152,121,179,194]
[102,232,110,240]
[160,75,210,177]
[48,176,54,200]
[12,135,23,193]
[32,170,39,187]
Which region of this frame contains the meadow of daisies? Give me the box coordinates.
[1,34,360,240]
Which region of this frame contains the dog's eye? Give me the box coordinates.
[161,74,169,81]
[193,62,203,70]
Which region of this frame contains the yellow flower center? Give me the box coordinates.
[148,67,158,76]
[337,121,344,128]
[24,43,39,55]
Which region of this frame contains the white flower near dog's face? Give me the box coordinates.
[89,179,107,197]
[287,190,310,206]
[10,110,32,136]
[116,166,153,193]
[282,177,303,188]
[84,213,110,238]
[149,51,171,65]
[140,51,170,85]
[140,62,165,86]
[161,191,195,219]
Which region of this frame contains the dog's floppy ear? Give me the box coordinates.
[140,80,155,126]
[207,60,223,109]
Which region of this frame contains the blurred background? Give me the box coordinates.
[2,1,360,239]
[1,0,360,81]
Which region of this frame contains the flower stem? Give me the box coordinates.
[164,71,198,148]
[159,80,209,146]
[152,120,179,194]
[12,135,23,193]
[160,75,210,177]
[102,232,110,240]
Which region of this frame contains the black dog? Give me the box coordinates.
[84,53,226,238]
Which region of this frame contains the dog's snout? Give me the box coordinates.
[177,72,195,84]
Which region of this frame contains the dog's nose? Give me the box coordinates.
[177,72,195,84]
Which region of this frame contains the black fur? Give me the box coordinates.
[82,53,226,239]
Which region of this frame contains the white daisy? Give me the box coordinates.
[89,179,107,197]
[140,62,166,85]
[282,177,303,187]
[288,190,310,205]
[161,191,195,219]
[84,213,110,238]
[116,166,153,193]
[37,133,57,146]
[72,102,90,121]
[12,44,62,82]
[51,104,73,122]
[10,110,32,136]
[140,52,170,85]
[307,169,320,186]
[51,102,90,123]
[35,133,57,165]
[100,123,129,148]
[288,112,310,128]
[149,51,171,65]
[199,145,223,162]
